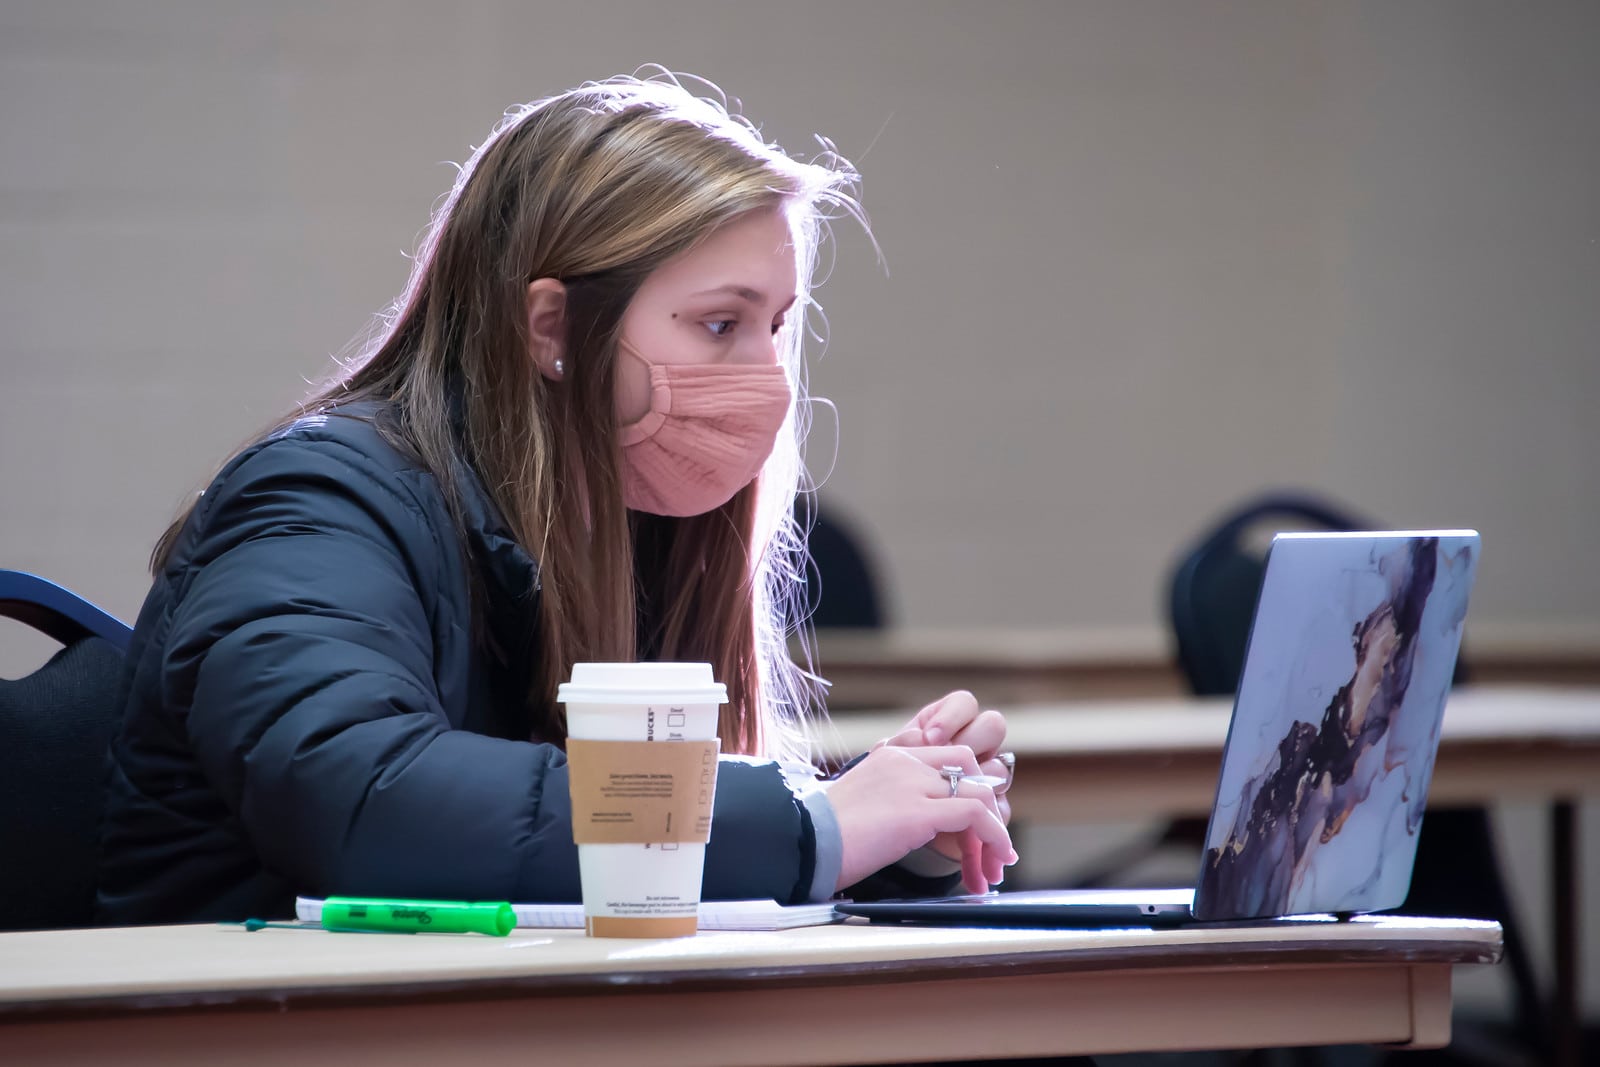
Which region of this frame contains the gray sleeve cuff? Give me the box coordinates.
[797,789,843,901]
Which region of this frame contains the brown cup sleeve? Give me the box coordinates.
[567,738,720,845]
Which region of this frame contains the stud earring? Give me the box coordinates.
[553,358,565,376]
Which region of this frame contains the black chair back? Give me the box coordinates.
[0,570,132,931]
[1168,492,1377,696]
[796,498,886,630]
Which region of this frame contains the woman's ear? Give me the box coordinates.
[526,278,568,380]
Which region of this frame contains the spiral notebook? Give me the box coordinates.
[295,896,841,931]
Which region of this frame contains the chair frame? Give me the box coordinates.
[0,570,132,652]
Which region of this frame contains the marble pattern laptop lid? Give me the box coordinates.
[1193,531,1480,922]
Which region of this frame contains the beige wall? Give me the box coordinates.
[4,2,1597,645]
[3,2,1600,643]
[2,0,1596,1019]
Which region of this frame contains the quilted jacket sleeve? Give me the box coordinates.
[160,435,814,905]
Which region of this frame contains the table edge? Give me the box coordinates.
[0,932,1502,1024]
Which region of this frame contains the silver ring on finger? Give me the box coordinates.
[940,764,964,798]
[997,751,1016,786]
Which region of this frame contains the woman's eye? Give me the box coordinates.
[705,320,735,337]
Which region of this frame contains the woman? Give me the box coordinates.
[96,74,1016,925]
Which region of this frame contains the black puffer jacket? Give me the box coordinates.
[96,405,817,925]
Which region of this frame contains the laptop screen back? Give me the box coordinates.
[1192,531,1480,922]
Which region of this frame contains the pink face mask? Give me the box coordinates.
[617,340,792,517]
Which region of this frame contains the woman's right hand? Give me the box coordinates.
[823,745,1017,895]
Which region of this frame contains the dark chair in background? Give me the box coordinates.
[1167,493,1546,1064]
[796,497,886,631]
[0,570,132,932]
[1169,493,1377,698]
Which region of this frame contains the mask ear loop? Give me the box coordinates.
[798,395,840,492]
[616,337,647,367]
[615,338,667,441]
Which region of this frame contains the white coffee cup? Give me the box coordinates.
[559,662,726,938]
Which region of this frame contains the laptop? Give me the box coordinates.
[837,530,1481,927]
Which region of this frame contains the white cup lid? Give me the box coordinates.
[557,662,728,706]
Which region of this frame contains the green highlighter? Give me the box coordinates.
[319,897,516,936]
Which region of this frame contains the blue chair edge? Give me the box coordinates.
[0,570,133,653]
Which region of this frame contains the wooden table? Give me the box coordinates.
[814,684,1600,820]
[816,682,1600,1066]
[811,627,1600,710]
[810,627,1185,708]
[0,917,1500,1065]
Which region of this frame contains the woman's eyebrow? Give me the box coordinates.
[689,285,798,310]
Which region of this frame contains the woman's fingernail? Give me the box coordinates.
[923,725,945,745]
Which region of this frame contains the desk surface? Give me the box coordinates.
[812,627,1600,707]
[815,684,1600,820]
[0,918,1500,1065]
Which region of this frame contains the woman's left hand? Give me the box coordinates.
[877,690,1012,822]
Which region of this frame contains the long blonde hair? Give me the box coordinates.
[154,74,860,762]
